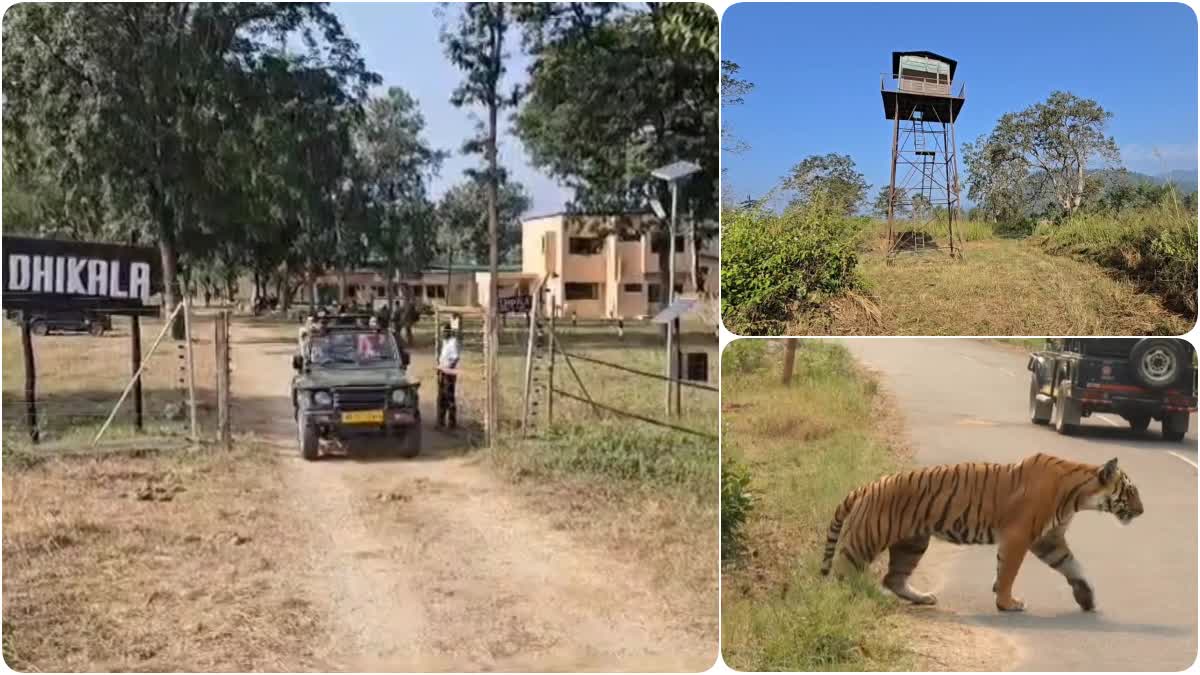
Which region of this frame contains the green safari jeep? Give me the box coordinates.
[291,322,421,460]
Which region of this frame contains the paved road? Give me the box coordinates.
[841,339,1197,671]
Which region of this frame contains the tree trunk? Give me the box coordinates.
[782,340,797,385]
[159,239,185,339]
[279,260,291,312]
[485,13,503,450]
[386,264,396,308]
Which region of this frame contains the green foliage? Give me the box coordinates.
[722,339,769,375]
[2,3,378,318]
[783,154,868,215]
[964,91,1119,219]
[515,3,718,231]
[355,86,446,288]
[436,176,532,266]
[502,422,714,496]
[1035,203,1198,319]
[722,199,866,334]
[721,455,754,564]
[722,341,912,671]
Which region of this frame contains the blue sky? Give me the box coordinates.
[332,3,571,216]
[721,2,1199,207]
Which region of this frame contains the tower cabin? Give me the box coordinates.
[881,50,964,124]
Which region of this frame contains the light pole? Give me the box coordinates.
[651,160,701,417]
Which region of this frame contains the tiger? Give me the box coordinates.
[819,452,1143,612]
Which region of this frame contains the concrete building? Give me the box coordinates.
[500,212,718,320]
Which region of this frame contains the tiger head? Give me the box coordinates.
[1094,457,1144,525]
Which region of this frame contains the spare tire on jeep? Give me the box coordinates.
[1130,338,1187,390]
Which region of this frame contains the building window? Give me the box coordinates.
[427,285,446,299]
[647,284,662,303]
[373,285,385,296]
[568,237,604,255]
[674,283,684,294]
[623,283,643,293]
[564,282,599,300]
[650,236,685,254]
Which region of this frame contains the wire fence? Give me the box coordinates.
[2,313,221,453]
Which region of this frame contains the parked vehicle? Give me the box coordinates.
[290,315,421,460]
[1028,338,1197,441]
[7,309,112,336]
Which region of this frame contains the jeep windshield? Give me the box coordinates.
[306,331,400,367]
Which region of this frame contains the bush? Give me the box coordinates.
[721,454,753,564]
[722,199,866,334]
[1036,204,1198,318]
[722,339,768,375]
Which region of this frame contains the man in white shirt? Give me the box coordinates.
[437,324,460,429]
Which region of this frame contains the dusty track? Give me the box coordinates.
[232,322,714,672]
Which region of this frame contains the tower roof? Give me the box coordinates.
[892,51,957,80]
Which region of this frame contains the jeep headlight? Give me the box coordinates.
[390,388,410,406]
[311,390,333,407]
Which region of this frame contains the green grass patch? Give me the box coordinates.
[721,340,916,671]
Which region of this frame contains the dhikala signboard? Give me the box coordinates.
[2,236,162,312]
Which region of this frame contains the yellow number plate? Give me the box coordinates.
[341,410,384,424]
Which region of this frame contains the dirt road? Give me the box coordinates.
[231,322,715,672]
[842,339,1197,671]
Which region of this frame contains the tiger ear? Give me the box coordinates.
[1099,458,1119,485]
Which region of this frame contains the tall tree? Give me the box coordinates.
[436,175,531,268]
[515,3,719,293]
[965,91,1120,218]
[3,3,376,332]
[721,60,754,157]
[783,153,868,215]
[441,2,520,446]
[357,87,446,306]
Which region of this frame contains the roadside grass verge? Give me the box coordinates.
[720,339,916,671]
[1033,206,1197,325]
[486,319,719,637]
[850,239,1189,336]
[2,444,325,671]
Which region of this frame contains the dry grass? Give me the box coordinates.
[2,446,325,672]
[2,316,220,448]
[788,239,1191,336]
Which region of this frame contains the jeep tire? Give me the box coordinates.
[1131,339,1185,390]
[1126,414,1151,433]
[1163,412,1190,442]
[29,319,48,336]
[299,418,319,460]
[1052,384,1081,436]
[398,424,422,458]
[1029,374,1052,425]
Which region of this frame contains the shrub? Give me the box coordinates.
[722,339,768,375]
[1035,204,1198,318]
[722,199,866,334]
[721,454,753,564]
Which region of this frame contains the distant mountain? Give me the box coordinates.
[1151,169,1198,194]
[1087,168,1197,195]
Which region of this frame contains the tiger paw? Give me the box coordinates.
[996,596,1025,612]
[911,592,938,606]
[1069,579,1095,611]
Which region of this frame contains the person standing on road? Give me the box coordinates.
[437,323,460,429]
